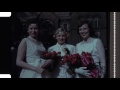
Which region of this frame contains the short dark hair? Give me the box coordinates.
[26,18,40,29]
[78,20,95,37]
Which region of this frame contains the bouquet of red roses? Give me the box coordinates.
[42,51,61,72]
[61,54,81,67]
[61,53,81,75]
[80,52,99,78]
[42,51,61,60]
[61,51,99,78]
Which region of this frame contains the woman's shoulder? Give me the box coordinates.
[76,42,82,47]
[17,38,28,48]
[91,37,102,42]
[49,44,57,48]
[90,38,103,46]
[20,38,28,43]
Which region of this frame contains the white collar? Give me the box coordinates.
[56,43,66,48]
[82,37,92,43]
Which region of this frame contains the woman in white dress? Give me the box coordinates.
[16,18,52,78]
[48,28,76,78]
[75,21,106,78]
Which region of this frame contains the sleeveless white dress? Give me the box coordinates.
[19,37,50,78]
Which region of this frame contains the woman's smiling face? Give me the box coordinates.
[27,23,39,39]
[79,24,90,40]
[56,31,67,45]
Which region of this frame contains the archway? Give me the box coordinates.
[37,12,60,49]
[39,19,57,49]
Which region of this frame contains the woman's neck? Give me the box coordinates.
[57,42,66,46]
[29,36,39,42]
[83,37,90,41]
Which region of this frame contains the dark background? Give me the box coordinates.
[0,12,110,78]
[0,17,12,74]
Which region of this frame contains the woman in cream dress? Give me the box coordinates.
[75,21,106,78]
[16,19,52,78]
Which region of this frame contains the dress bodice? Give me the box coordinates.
[76,37,100,64]
[20,36,51,78]
[25,37,46,64]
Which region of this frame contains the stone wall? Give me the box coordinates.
[12,12,108,47]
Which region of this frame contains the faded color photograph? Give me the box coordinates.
[10,12,109,78]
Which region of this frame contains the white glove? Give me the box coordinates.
[75,67,91,77]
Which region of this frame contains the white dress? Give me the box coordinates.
[20,37,50,78]
[76,37,106,78]
[48,43,76,78]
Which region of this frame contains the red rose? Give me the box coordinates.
[90,69,99,78]
[73,54,77,59]
[75,54,81,62]
[82,52,86,56]
[52,51,57,55]
[86,52,91,59]
[51,54,56,59]
[61,57,68,65]
[81,55,90,67]
[68,55,73,61]
[45,52,50,58]
[71,59,76,65]
[64,57,69,62]
[74,54,80,58]
[57,52,61,54]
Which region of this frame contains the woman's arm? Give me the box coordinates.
[16,38,45,73]
[16,38,36,71]
[96,39,106,78]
